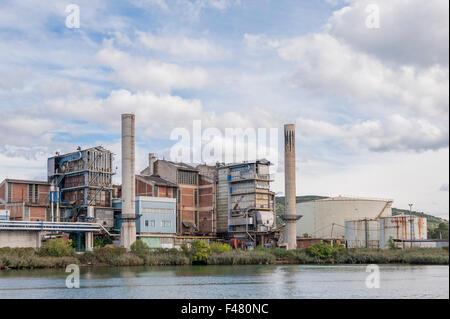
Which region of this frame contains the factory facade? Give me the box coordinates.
[1,119,431,250]
[0,179,50,221]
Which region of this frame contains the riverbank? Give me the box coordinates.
[0,240,448,270]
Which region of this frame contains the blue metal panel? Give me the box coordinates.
[113,198,176,234]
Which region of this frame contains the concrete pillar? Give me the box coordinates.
[56,187,60,222]
[283,124,301,250]
[120,114,137,250]
[85,206,94,251]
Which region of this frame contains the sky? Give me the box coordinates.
[0,0,448,219]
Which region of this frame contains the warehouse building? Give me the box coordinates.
[0,179,50,221]
[296,196,393,238]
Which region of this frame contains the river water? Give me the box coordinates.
[0,264,448,299]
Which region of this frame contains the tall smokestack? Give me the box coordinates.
[120,114,136,249]
[148,153,156,176]
[283,124,301,250]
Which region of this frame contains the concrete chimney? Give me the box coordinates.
[120,114,136,249]
[283,124,301,250]
[148,153,156,176]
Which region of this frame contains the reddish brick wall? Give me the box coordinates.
[29,206,46,221]
[10,183,28,202]
[0,183,5,202]
[136,179,153,197]
[38,185,50,203]
[198,211,213,234]
[8,205,23,220]
[157,185,176,198]
[199,187,214,207]
[180,186,194,208]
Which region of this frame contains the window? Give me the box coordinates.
[161,220,171,228]
[7,183,11,202]
[177,170,198,185]
[145,220,149,227]
[177,189,181,204]
[166,188,169,197]
[150,220,155,227]
[194,211,199,226]
[154,186,158,197]
[173,188,177,199]
[28,184,33,202]
[34,185,39,202]
[194,189,198,206]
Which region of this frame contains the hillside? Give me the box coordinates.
[275,196,449,239]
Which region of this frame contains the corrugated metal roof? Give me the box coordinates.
[136,175,176,186]
[302,196,393,204]
[3,178,50,186]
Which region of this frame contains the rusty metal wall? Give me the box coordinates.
[345,215,427,249]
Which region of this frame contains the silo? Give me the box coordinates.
[296,196,393,239]
[379,215,427,249]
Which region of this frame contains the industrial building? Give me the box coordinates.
[47,146,115,227]
[113,196,177,248]
[345,215,428,249]
[2,113,437,252]
[0,179,50,221]
[216,159,276,245]
[296,196,393,238]
[140,155,216,236]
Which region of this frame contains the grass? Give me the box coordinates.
[0,247,78,270]
[208,250,275,265]
[0,243,448,270]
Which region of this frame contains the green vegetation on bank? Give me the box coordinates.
[0,239,448,270]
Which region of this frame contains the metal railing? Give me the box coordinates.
[0,220,103,233]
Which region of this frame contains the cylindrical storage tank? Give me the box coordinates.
[296,197,392,239]
[379,215,427,249]
[345,219,380,248]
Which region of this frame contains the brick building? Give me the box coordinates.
[140,154,216,235]
[0,179,50,221]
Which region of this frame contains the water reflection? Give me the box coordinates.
[0,264,448,299]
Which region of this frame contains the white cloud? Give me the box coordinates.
[131,0,240,19]
[296,115,448,152]
[137,31,228,60]
[326,0,449,67]
[96,41,210,92]
[277,33,448,119]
